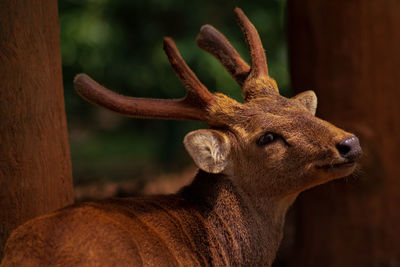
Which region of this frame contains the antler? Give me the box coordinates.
[196,7,279,100]
[74,8,277,126]
[74,38,219,124]
[196,24,250,87]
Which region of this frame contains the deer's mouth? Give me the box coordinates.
[316,160,356,177]
[318,160,356,170]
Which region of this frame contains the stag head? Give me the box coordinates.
[74,8,361,200]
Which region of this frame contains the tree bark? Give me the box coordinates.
[288,0,400,266]
[0,0,74,257]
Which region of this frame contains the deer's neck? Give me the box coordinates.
[179,171,297,266]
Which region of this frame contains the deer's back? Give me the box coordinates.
[1,196,229,267]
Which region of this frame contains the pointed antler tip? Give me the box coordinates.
[197,25,217,44]
[73,73,103,101]
[234,7,251,26]
[163,37,174,46]
[163,37,180,55]
[199,24,213,32]
[74,73,86,82]
[234,7,244,16]
[73,73,92,88]
[162,37,175,56]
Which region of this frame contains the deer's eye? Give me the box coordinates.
[257,132,278,146]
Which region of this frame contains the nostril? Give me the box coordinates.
[336,143,351,157]
[336,136,362,160]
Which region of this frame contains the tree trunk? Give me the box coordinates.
[288,0,400,266]
[0,0,74,257]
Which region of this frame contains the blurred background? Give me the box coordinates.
[59,0,290,199]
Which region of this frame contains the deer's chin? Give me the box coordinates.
[316,160,356,178]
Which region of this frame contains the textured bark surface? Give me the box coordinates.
[0,0,74,256]
[288,0,400,266]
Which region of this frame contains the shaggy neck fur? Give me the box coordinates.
[179,171,298,266]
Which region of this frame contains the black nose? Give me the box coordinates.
[336,136,362,160]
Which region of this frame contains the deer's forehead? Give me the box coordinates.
[234,113,309,134]
[236,97,308,124]
[250,96,304,113]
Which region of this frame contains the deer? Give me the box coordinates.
[1,8,361,267]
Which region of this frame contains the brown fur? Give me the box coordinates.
[1,8,361,267]
[0,90,358,267]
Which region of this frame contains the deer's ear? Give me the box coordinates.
[292,90,318,115]
[184,129,231,174]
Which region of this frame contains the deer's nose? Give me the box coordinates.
[336,136,362,160]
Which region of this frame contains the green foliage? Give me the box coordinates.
[59,0,289,184]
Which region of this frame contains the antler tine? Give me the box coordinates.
[163,37,215,107]
[196,8,278,100]
[74,38,218,123]
[234,7,279,98]
[234,7,268,79]
[196,25,250,87]
[74,74,210,121]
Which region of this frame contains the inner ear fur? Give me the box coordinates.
[292,90,318,115]
[184,129,231,174]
